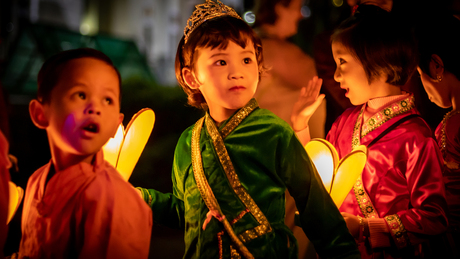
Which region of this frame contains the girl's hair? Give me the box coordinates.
[331,5,417,86]
[175,16,265,109]
[253,0,292,28]
[37,48,122,104]
[416,13,460,81]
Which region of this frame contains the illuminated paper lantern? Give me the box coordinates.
[305,138,367,207]
[8,181,23,224]
[102,108,155,181]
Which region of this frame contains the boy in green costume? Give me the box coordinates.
[137,1,360,258]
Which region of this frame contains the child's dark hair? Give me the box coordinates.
[253,0,292,28]
[37,48,122,104]
[416,13,460,81]
[175,16,265,109]
[331,5,417,86]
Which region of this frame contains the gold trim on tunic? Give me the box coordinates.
[191,99,269,258]
[353,176,379,219]
[351,95,414,245]
[192,117,253,259]
[352,95,415,150]
[384,214,410,249]
[204,99,273,243]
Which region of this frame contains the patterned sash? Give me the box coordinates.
[191,99,272,258]
[351,95,414,248]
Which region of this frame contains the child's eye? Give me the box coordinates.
[104,97,113,105]
[78,92,86,100]
[215,60,226,66]
[339,58,346,65]
[243,58,252,64]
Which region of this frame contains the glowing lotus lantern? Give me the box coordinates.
[8,181,23,224]
[305,138,367,208]
[102,108,155,181]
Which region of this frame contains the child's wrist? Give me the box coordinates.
[293,124,309,133]
[357,215,369,241]
[291,117,309,132]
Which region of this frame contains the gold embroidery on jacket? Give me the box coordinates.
[352,176,379,219]
[352,95,415,150]
[205,100,273,243]
[192,99,270,258]
[218,209,249,259]
[220,99,258,139]
[192,118,254,259]
[351,96,414,246]
[384,214,409,249]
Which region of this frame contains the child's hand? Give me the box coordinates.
[341,212,360,238]
[291,76,325,132]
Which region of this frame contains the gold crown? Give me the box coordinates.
[184,0,243,43]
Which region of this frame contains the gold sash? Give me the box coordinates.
[191,99,272,259]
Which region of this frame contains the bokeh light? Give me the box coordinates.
[301,6,311,18]
[243,11,256,24]
[332,0,343,7]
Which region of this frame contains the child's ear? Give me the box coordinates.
[429,54,445,80]
[111,113,124,137]
[182,67,199,89]
[29,99,49,129]
[118,113,124,125]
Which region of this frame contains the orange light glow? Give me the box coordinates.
[8,181,24,224]
[102,108,155,181]
[305,139,367,207]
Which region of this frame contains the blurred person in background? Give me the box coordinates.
[416,10,460,257]
[253,1,325,257]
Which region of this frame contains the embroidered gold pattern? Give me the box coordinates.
[191,99,270,259]
[352,176,379,219]
[192,118,254,259]
[204,100,273,243]
[218,209,249,259]
[440,110,460,169]
[217,231,224,259]
[137,187,153,207]
[232,209,249,224]
[231,245,242,259]
[184,0,242,44]
[351,96,414,241]
[220,99,258,139]
[384,214,409,249]
[352,95,415,149]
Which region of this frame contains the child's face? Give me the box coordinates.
[417,66,450,108]
[43,57,123,158]
[332,41,381,105]
[190,40,258,120]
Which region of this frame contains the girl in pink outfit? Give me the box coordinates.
[292,5,448,258]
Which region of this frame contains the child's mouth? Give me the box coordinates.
[230,86,245,91]
[83,123,99,133]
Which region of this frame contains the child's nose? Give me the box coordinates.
[85,102,101,115]
[333,68,342,82]
[228,66,243,79]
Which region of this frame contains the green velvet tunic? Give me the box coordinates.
[139,101,359,259]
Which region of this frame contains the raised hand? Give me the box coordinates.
[291,76,325,132]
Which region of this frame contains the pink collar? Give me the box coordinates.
[364,93,410,121]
